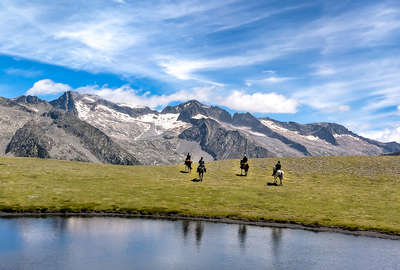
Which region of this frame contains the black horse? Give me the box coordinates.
[197,165,206,181]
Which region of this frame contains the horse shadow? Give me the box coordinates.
[180,170,189,174]
[267,182,279,186]
[236,173,246,177]
[191,178,201,182]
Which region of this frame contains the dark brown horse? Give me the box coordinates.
[184,160,192,172]
[240,161,249,176]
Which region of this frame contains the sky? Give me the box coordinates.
[0,0,400,143]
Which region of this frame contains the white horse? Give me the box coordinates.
[273,169,284,186]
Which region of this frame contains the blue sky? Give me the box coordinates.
[0,0,400,143]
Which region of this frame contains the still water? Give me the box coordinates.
[0,217,399,270]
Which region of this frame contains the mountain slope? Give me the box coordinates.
[2,95,140,165]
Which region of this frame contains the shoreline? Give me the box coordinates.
[1,211,399,240]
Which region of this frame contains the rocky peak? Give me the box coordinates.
[50,91,79,115]
[162,100,232,123]
[14,95,46,105]
[232,112,260,128]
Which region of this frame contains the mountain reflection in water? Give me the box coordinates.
[0,217,399,270]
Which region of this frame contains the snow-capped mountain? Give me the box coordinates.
[1,91,399,165]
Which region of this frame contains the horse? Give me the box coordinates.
[197,165,206,181]
[273,169,284,186]
[184,160,192,172]
[240,161,249,176]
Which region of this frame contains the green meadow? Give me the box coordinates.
[0,155,399,234]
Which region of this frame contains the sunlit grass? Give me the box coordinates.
[0,156,399,234]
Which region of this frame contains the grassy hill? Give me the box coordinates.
[0,156,399,234]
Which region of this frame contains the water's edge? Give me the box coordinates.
[1,212,398,240]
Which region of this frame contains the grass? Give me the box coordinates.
[0,155,399,234]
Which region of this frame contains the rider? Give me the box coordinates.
[198,157,205,167]
[241,154,248,165]
[186,153,191,161]
[272,160,281,176]
[197,157,205,172]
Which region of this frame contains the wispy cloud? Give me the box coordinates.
[245,76,294,86]
[4,67,42,78]
[2,0,400,142]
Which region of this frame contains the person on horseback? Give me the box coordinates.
[184,153,192,171]
[197,157,206,172]
[272,160,281,176]
[240,154,249,176]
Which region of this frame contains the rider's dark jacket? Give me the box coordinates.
[242,156,248,163]
[186,154,191,161]
[275,162,281,170]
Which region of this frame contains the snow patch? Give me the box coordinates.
[260,119,291,133]
[82,96,96,103]
[75,100,91,119]
[138,113,188,130]
[119,103,145,109]
[334,134,361,141]
[261,119,321,142]
[304,135,320,141]
[192,114,209,119]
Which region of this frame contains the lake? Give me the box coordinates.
[0,217,399,270]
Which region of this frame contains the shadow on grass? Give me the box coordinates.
[266,182,279,186]
[236,174,247,177]
[191,178,202,182]
[180,170,189,174]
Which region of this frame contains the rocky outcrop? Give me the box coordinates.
[6,120,52,158]
[179,118,272,159]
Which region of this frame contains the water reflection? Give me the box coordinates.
[182,220,190,240]
[271,228,282,258]
[0,218,399,270]
[195,221,204,247]
[238,224,247,250]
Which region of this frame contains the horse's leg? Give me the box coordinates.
[279,175,283,186]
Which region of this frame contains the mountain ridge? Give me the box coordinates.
[0,91,399,165]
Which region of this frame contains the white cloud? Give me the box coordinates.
[361,126,400,143]
[26,79,71,95]
[4,68,42,78]
[398,105,400,112]
[217,90,298,113]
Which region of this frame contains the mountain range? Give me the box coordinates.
[1,91,399,165]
